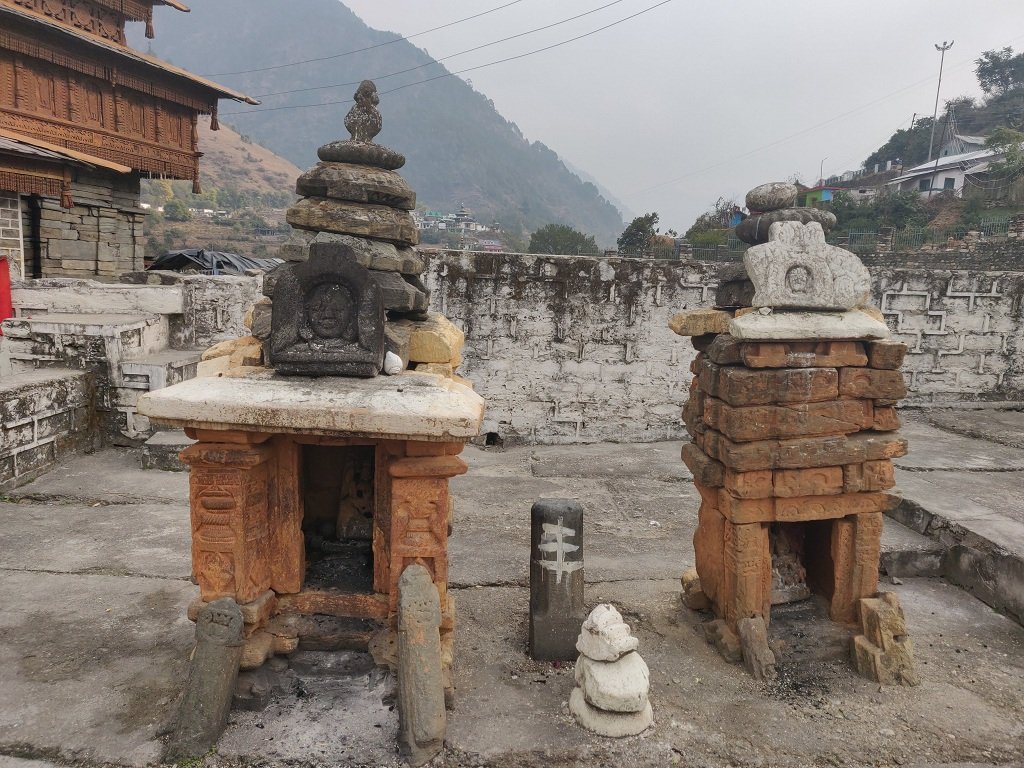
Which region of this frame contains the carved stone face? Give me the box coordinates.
[785,265,813,294]
[305,282,356,341]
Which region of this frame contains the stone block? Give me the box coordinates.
[295,162,416,209]
[703,397,867,442]
[569,687,653,738]
[772,466,844,497]
[851,592,919,686]
[704,429,907,472]
[867,340,909,370]
[839,368,908,400]
[369,270,429,313]
[680,567,711,610]
[681,442,724,487]
[872,406,901,431]
[705,333,742,365]
[740,340,868,369]
[391,313,465,364]
[576,604,638,662]
[286,196,418,246]
[722,468,774,498]
[706,363,839,407]
[729,309,890,341]
[668,308,731,337]
[575,653,650,713]
[310,233,424,274]
[842,460,895,492]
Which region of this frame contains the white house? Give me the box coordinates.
[887,147,1001,198]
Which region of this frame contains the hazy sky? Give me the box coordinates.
[343,0,1024,232]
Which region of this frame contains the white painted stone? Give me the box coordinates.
[576,604,638,661]
[137,367,484,440]
[743,222,871,310]
[12,282,185,315]
[575,653,650,713]
[729,310,890,341]
[383,351,403,375]
[569,687,653,738]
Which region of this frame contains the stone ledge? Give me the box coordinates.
[137,368,485,440]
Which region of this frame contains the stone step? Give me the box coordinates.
[12,280,185,316]
[119,349,202,392]
[140,429,195,471]
[879,516,944,578]
[1,312,170,373]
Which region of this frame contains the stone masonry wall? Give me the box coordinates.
[422,249,1024,445]
[1,191,23,279]
[22,170,145,280]
[0,369,97,490]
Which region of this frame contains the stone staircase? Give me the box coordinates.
[1,275,259,456]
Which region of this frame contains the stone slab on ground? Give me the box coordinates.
[880,516,944,578]
[529,441,690,481]
[924,408,1024,449]
[896,417,1024,471]
[0,501,191,580]
[5,448,189,504]
[0,571,194,767]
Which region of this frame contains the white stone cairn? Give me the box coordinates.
[570,604,653,737]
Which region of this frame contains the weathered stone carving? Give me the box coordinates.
[743,222,871,310]
[165,598,245,761]
[736,207,837,245]
[268,247,385,376]
[345,80,383,143]
[316,81,406,170]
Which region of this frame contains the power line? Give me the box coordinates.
[252,0,628,100]
[209,0,527,77]
[222,0,674,117]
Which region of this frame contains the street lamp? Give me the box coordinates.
[927,41,954,162]
[819,156,829,186]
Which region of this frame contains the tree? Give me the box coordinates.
[684,197,737,247]
[617,212,660,254]
[974,47,1024,97]
[528,223,598,255]
[163,198,192,222]
[985,126,1024,171]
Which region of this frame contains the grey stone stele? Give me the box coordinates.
[165,598,245,761]
[736,616,777,681]
[744,221,871,311]
[268,246,385,377]
[529,498,585,661]
[397,564,446,766]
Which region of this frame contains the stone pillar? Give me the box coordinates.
[165,598,245,761]
[268,437,304,594]
[397,564,446,766]
[180,440,275,604]
[529,498,585,661]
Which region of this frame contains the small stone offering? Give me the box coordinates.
[570,604,652,737]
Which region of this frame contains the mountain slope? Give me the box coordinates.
[137,0,625,245]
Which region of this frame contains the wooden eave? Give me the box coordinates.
[0,127,131,173]
[155,0,190,11]
[0,4,257,106]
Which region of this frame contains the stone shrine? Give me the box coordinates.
[137,85,485,765]
[249,79,460,379]
[671,182,918,685]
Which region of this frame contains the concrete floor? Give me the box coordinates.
[1,413,1023,767]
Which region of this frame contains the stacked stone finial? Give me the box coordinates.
[735,181,837,246]
[246,80,467,382]
[569,604,652,737]
[669,181,918,685]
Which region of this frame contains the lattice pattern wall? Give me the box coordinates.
[422,250,1024,445]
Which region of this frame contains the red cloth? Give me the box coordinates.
[0,257,12,335]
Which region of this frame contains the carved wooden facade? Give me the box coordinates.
[0,0,253,194]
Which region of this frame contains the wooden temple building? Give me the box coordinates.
[0,0,256,280]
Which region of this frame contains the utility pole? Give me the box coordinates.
[927,41,954,162]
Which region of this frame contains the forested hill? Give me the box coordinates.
[136,0,625,245]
